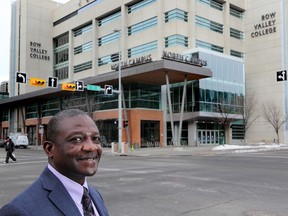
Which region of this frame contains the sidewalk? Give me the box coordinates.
[103,145,218,157]
[103,143,288,157]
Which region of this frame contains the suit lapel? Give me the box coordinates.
[89,187,109,216]
[40,167,82,216]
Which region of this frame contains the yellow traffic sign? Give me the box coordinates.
[30,78,46,87]
[62,83,76,91]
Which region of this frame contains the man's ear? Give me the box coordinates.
[43,141,55,158]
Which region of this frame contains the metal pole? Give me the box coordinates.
[178,76,187,145]
[114,29,123,153]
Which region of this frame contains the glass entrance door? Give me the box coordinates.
[198,130,220,144]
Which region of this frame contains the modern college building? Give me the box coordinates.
[0,0,285,147]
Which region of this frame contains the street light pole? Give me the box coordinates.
[114,29,123,153]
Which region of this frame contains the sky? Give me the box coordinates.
[0,0,70,83]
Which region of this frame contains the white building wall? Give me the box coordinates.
[245,0,286,144]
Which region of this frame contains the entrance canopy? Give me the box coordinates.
[91,59,212,86]
[0,59,212,109]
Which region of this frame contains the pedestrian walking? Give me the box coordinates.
[4,137,16,164]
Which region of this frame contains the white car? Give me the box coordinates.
[10,134,29,148]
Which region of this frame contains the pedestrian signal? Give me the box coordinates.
[123,120,128,128]
[62,83,76,91]
[30,78,46,87]
[114,119,118,128]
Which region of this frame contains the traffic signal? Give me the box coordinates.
[123,120,128,128]
[114,119,118,128]
[62,83,76,91]
[30,78,46,87]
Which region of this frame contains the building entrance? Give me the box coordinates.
[197,130,220,144]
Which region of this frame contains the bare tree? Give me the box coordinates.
[240,94,259,144]
[262,101,286,144]
[215,103,237,144]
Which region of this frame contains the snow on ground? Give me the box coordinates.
[212,143,288,153]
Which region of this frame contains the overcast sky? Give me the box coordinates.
[0,0,69,83]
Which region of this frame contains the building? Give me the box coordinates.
[0,81,9,93]
[0,0,248,147]
[245,0,287,144]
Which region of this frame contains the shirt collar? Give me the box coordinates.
[47,164,88,205]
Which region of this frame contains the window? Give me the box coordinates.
[55,33,69,47]
[53,11,78,26]
[230,50,243,58]
[78,0,102,14]
[128,0,156,14]
[165,9,188,23]
[74,61,92,73]
[98,32,119,46]
[128,17,157,36]
[2,109,9,121]
[165,34,188,48]
[231,124,244,140]
[41,100,60,117]
[98,11,121,27]
[230,28,244,40]
[54,0,102,26]
[196,16,223,34]
[54,66,68,80]
[197,0,224,11]
[230,7,244,19]
[54,33,69,80]
[26,104,38,118]
[128,41,157,58]
[98,54,113,66]
[74,41,92,55]
[74,23,92,37]
[196,40,223,53]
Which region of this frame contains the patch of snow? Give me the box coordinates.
[212,143,288,153]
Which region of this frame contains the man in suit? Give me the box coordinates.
[0,109,109,216]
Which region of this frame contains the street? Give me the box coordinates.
[1,147,288,216]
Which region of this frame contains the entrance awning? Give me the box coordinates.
[87,59,212,86]
[0,59,212,108]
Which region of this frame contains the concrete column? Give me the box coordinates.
[188,121,197,146]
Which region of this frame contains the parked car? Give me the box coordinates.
[9,134,29,148]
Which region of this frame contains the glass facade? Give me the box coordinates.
[167,50,244,144]
[54,33,69,80]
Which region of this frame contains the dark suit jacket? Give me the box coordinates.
[0,167,109,216]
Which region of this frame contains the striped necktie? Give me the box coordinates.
[82,187,95,216]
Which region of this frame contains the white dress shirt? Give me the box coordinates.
[48,164,99,216]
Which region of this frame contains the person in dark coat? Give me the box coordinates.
[4,137,16,164]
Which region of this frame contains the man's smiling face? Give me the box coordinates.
[48,114,102,184]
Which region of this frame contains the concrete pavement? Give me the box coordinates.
[103,144,218,157]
